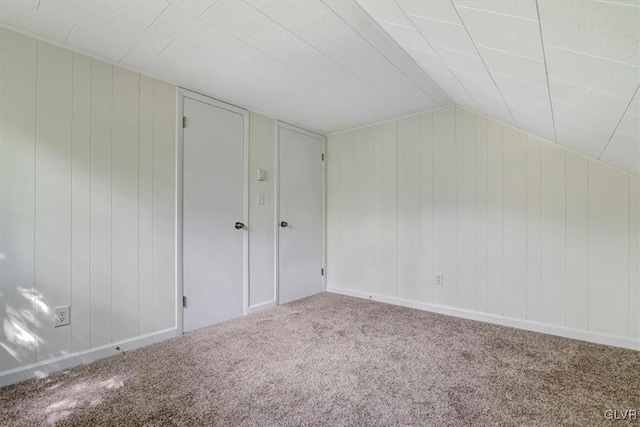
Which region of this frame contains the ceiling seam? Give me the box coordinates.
[390,0,486,115]
[535,0,559,143]
[597,84,639,160]
[449,0,521,129]
[325,0,444,108]
[239,0,405,121]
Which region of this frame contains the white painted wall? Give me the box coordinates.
[0,28,177,372]
[0,28,281,378]
[327,106,640,347]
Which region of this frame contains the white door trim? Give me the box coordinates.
[274,121,327,306]
[176,88,250,334]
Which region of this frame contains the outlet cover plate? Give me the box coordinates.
[54,305,70,327]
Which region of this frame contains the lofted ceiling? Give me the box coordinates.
[0,0,638,176]
[0,0,451,134]
[357,0,639,176]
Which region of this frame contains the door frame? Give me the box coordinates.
[176,88,250,334]
[274,121,327,306]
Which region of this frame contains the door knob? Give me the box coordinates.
[280,221,288,228]
[235,222,245,229]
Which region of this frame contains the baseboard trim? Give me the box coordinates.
[0,328,178,387]
[327,287,640,351]
[248,300,277,314]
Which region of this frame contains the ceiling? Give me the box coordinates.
[0,0,450,134]
[0,1,637,176]
[357,0,639,176]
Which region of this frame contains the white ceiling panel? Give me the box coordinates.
[538,0,639,65]
[548,77,630,121]
[256,0,332,33]
[38,0,118,35]
[435,47,490,79]
[410,16,476,56]
[493,73,549,106]
[454,0,538,21]
[477,46,547,87]
[66,24,132,63]
[106,15,172,56]
[201,1,272,41]
[0,1,72,45]
[201,33,260,66]
[399,0,460,25]
[454,6,543,60]
[97,1,170,27]
[170,1,216,17]
[247,23,307,60]
[553,100,620,137]
[544,46,639,99]
[151,4,219,49]
[296,12,362,54]
[358,0,412,27]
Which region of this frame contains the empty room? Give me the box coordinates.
[0,0,638,425]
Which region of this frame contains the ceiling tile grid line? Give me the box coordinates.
[325,0,445,109]
[533,0,558,143]
[448,0,524,129]
[390,0,487,115]
[598,84,640,159]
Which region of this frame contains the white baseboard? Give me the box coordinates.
[327,286,640,351]
[0,328,178,387]
[248,300,277,314]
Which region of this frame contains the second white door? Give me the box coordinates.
[278,124,324,305]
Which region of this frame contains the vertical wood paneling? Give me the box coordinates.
[371,124,385,294]
[71,53,92,352]
[502,126,527,319]
[326,134,341,291]
[487,120,503,315]
[35,42,73,362]
[630,177,639,339]
[419,113,433,303]
[90,59,113,347]
[364,127,375,295]
[433,107,456,306]
[589,162,629,335]
[541,144,566,326]
[403,116,421,301]
[326,106,640,344]
[0,30,179,373]
[353,128,367,292]
[0,29,37,369]
[396,119,406,298]
[382,121,397,296]
[565,153,589,330]
[526,136,542,321]
[455,107,476,310]
[138,76,154,335]
[338,131,354,290]
[152,80,176,331]
[475,116,488,312]
[111,68,140,342]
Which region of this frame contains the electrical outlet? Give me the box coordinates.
[434,272,444,286]
[54,305,70,327]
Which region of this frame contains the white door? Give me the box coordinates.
[278,124,324,304]
[182,95,246,333]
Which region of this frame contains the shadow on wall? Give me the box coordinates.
[1,276,42,369]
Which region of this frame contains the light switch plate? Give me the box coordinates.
[257,168,267,181]
[257,192,265,205]
[54,305,70,327]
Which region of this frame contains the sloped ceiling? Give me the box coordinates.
[0,0,451,133]
[357,0,639,176]
[0,1,637,176]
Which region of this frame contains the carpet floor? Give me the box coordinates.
[0,293,638,426]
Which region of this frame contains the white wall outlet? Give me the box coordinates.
[257,192,265,206]
[54,305,70,327]
[434,272,444,286]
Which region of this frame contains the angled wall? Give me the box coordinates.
[327,105,640,349]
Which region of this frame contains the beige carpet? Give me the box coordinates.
[1,293,638,426]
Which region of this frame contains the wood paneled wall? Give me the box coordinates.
[0,29,176,371]
[327,106,640,341]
